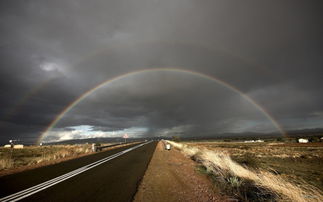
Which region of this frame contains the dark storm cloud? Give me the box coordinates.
[0,0,323,143]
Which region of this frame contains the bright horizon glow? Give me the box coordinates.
[42,125,148,143]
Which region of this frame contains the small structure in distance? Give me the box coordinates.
[298,138,309,143]
[3,139,23,148]
[244,139,264,143]
[13,144,24,149]
[3,144,24,148]
[123,133,129,143]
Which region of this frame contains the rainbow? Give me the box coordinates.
[38,68,285,144]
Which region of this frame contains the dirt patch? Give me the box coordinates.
[134,141,227,202]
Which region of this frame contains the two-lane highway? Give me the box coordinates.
[0,141,157,202]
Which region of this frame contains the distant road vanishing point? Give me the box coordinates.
[0,141,157,202]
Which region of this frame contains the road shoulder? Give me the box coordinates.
[134,141,225,202]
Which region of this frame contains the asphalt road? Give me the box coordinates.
[0,141,157,202]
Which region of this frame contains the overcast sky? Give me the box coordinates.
[0,0,323,144]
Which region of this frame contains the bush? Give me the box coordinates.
[196,165,209,175]
[235,153,260,169]
[0,157,14,170]
[276,137,283,142]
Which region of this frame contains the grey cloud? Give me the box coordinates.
[0,0,322,143]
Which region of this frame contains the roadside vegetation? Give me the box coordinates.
[190,141,323,191]
[168,141,323,202]
[0,142,140,176]
[0,144,92,175]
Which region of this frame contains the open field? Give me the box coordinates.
[168,141,323,202]
[187,141,323,191]
[0,142,137,176]
[0,145,92,175]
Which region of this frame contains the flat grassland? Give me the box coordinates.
[186,141,323,191]
[0,144,93,176]
[0,142,140,177]
[168,140,323,201]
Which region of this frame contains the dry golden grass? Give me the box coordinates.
[187,141,323,190]
[0,144,92,172]
[168,141,323,202]
[0,142,139,176]
[0,157,14,170]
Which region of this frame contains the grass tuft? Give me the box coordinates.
[0,156,14,169]
[234,153,260,169]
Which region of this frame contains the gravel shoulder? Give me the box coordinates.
[134,141,227,202]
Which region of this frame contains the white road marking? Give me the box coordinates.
[0,141,153,202]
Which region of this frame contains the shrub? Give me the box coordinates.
[0,156,14,170]
[235,153,260,169]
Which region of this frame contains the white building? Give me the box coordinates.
[298,138,309,143]
[13,144,24,149]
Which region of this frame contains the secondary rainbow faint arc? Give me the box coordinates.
[38,68,286,144]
